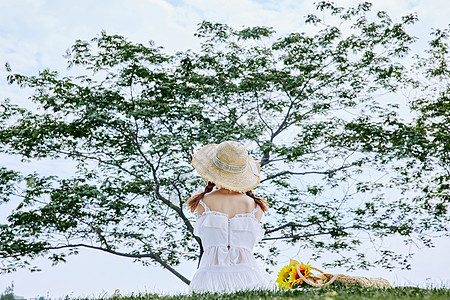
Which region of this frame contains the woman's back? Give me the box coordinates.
[195,188,263,222]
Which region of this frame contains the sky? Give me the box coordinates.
[1,0,450,298]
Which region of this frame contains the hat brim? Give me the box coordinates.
[192,144,261,192]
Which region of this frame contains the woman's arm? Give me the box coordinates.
[255,207,263,222]
[194,203,205,217]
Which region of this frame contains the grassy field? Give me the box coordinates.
[88,286,450,300]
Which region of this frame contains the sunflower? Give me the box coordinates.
[298,262,312,279]
[279,279,292,290]
[277,260,312,289]
[276,265,294,289]
[288,267,302,288]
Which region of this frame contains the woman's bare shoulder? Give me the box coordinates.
[203,189,252,202]
[203,189,255,210]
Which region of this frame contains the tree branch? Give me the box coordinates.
[44,243,191,285]
[56,150,137,178]
[260,164,354,183]
[262,231,331,241]
[264,221,310,235]
[262,225,365,241]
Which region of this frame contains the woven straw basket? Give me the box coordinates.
[297,266,391,288]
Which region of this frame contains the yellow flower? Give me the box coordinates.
[288,267,302,288]
[276,264,294,289]
[277,260,312,289]
[279,279,292,290]
[299,261,312,279]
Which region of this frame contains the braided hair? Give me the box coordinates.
[187,181,216,212]
[245,190,269,212]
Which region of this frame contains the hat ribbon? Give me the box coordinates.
[213,152,246,173]
[213,151,260,177]
[249,160,260,177]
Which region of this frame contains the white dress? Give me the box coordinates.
[189,199,277,293]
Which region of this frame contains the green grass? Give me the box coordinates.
[83,286,450,300]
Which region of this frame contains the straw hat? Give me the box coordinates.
[192,141,261,192]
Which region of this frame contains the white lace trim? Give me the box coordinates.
[197,199,260,221]
[197,210,259,222]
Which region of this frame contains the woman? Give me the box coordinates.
[187,141,277,293]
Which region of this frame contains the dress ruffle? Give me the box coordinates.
[189,263,277,293]
[198,246,257,267]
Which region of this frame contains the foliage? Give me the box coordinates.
[0,1,449,284]
[0,283,14,300]
[397,25,450,225]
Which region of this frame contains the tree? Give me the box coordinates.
[0,283,14,300]
[390,25,450,236]
[1,2,448,285]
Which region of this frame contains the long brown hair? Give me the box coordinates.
[245,190,269,212]
[187,181,216,212]
[187,181,269,212]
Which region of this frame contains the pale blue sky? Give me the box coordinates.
[1,0,449,298]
